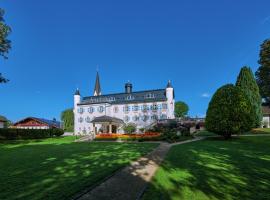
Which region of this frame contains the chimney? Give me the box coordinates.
[125,82,132,93]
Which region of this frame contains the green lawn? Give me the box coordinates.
[0,137,158,200]
[143,136,270,200]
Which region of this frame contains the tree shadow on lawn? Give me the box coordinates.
[0,141,157,200]
[143,137,270,200]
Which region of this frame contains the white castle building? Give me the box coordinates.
[73,72,175,136]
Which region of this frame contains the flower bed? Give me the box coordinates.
[95,132,161,140]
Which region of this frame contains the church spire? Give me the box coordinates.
[93,71,101,96]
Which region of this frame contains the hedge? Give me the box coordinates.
[0,128,64,140]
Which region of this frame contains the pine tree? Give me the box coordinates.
[255,39,270,104]
[236,66,262,127]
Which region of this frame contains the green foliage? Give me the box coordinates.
[174,101,189,117]
[123,123,137,134]
[0,128,64,140]
[0,8,11,83]
[205,84,254,138]
[256,39,270,104]
[236,66,262,127]
[61,108,74,132]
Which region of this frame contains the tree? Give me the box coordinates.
[256,39,270,105]
[236,66,262,127]
[0,8,11,83]
[61,109,74,132]
[123,123,137,134]
[174,101,189,118]
[205,84,254,139]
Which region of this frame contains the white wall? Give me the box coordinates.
[74,101,174,135]
[262,115,270,128]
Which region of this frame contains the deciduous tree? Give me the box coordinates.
[174,101,189,118]
[256,39,270,104]
[0,8,11,83]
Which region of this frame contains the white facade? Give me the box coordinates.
[262,115,270,128]
[73,76,175,135]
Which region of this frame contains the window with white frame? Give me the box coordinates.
[98,106,104,113]
[123,105,130,113]
[161,114,167,119]
[124,116,130,122]
[132,115,139,121]
[162,103,168,110]
[78,117,83,123]
[88,107,94,113]
[85,116,91,123]
[132,105,139,112]
[113,106,119,113]
[78,107,84,114]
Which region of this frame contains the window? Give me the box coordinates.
[132,105,139,111]
[152,104,158,111]
[142,115,149,122]
[162,103,168,110]
[78,117,83,123]
[85,116,91,123]
[126,95,134,100]
[88,107,94,113]
[123,106,130,113]
[113,106,119,113]
[142,105,147,112]
[78,107,84,114]
[151,115,158,120]
[124,116,130,122]
[161,114,167,119]
[145,93,155,99]
[98,106,104,113]
[109,97,115,101]
[132,115,139,121]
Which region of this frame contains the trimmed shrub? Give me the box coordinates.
[0,128,64,140]
[123,123,137,134]
[205,84,254,138]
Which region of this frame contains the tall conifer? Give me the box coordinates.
[236,66,262,127]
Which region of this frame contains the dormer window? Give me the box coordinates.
[145,93,155,99]
[126,95,134,100]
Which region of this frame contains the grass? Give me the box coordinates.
[195,130,217,137]
[0,136,159,200]
[142,136,270,200]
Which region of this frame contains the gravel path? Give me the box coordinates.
[75,137,204,200]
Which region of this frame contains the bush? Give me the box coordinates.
[0,128,64,140]
[205,84,254,138]
[123,123,137,134]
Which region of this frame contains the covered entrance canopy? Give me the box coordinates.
[91,116,124,134]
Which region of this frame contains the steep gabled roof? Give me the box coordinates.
[14,117,61,128]
[79,89,167,105]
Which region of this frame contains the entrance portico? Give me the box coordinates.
[91,116,124,134]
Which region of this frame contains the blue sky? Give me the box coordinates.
[1,0,270,122]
